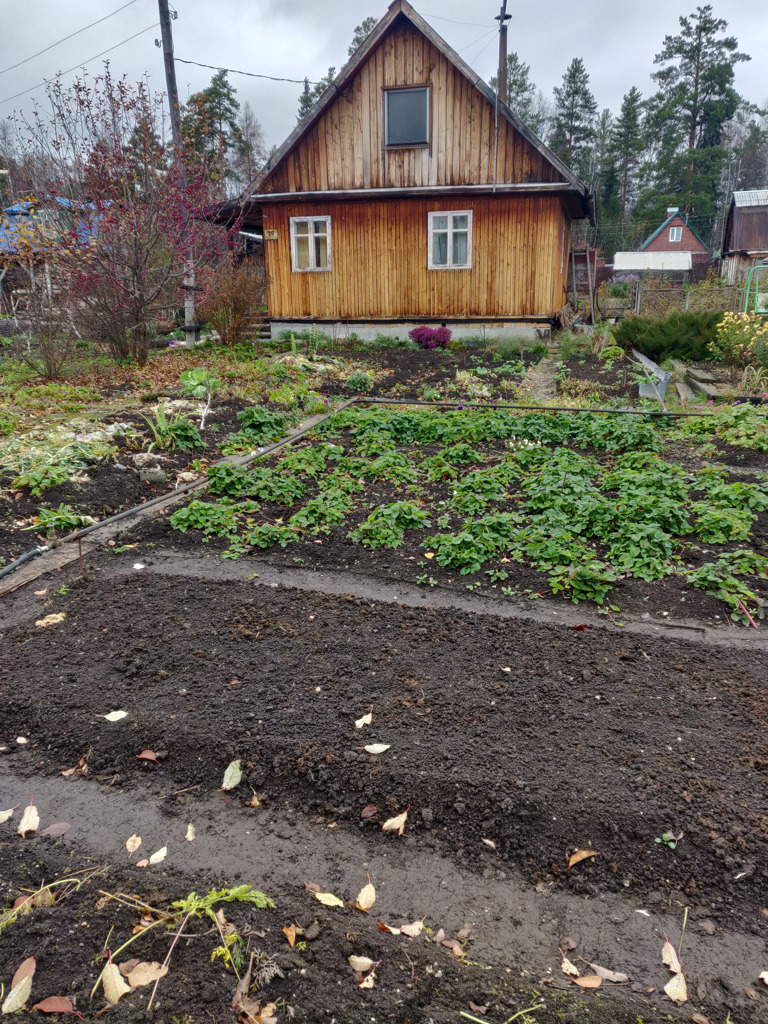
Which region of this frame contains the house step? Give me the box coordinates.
[687,366,718,384]
[675,381,697,403]
[686,376,724,400]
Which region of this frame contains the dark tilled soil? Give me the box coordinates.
[556,355,637,405]
[2,563,768,1021]
[318,346,539,399]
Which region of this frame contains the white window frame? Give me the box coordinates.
[289,215,332,273]
[669,225,683,243]
[384,87,429,148]
[427,210,473,270]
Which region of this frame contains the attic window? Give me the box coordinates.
[669,226,683,242]
[385,87,429,147]
[290,216,331,272]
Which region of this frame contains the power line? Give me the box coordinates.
[0,0,138,77]
[174,57,321,86]
[423,13,492,28]
[0,25,158,106]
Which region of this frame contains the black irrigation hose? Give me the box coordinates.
[0,389,748,583]
[0,398,360,583]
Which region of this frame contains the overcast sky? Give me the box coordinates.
[1,0,766,151]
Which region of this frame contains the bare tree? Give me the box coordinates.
[232,101,267,189]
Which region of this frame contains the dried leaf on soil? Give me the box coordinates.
[360,805,378,818]
[382,808,408,835]
[136,750,161,766]
[399,919,425,938]
[364,743,390,755]
[246,789,261,807]
[358,970,376,989]
[573,975,602,989]
[664,972,688,1004]
[101,711,128,722]
[32,997,75,1014]
[355,708,373,729]
[690,1014,714,1024]
[11,958,36,990]
[118,960,140,977]
[148,846,167,865]
[760,971,768,986]
[440,939,465,957]
[568,849,600,868]
[348,956,376,973]
[303,881,322,893]
[377,920,400,934]
[222,759,243,790]
[185,823,195,842]
[661,939,682,974]
[283,925,297,947]
[0,807,16,824]
[102,962,130,1004]
[1,975,33,1015]
[356,882,376,912]
[561,958,580,977]
[481,838,497,851]
[125,962,169,989]
[41,821,70,838]
[314,891,344,907]
[17,804,39,837]
[135,859,149,868]
[126,834,141,854]
[588,962,629,983]
[35,613,66,628]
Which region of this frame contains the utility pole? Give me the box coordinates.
[492,1,511,190]
[158,0,199,347]
[495,1,511,106]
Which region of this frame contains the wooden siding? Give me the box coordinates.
[264,195,570,320]
[261,16,559,194]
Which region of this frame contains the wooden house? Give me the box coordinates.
[213,0,593,341]
[721,190,768,285]
[637,208,711,281]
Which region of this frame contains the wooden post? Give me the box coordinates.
[158,0,199,348]
[586,243,595,324]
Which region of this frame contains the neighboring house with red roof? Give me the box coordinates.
[638,208,711,280]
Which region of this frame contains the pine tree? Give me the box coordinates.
[348,17,378,57]
[642,5,750,220]
[610,87,644,223]
[549,58,598,177]
[489,52,546,135]
[182,71,243,189]
[297,68,335,123]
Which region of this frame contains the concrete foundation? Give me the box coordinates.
[270,320,552,344]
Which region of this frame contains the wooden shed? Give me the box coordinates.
[722,190,768,285]
[215,0,593,341]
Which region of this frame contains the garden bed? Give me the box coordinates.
[2,566,768,1023]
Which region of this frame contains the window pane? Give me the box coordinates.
[452,231,468,266]
[314,234,328,268]
[386,89,428,145]
[452,215,468,230]
[432,215,448,230]
[313,220,327,235]
[295,235,310,269]
[432,232,448,265]
[294,221,309,235]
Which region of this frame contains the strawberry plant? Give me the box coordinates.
[349,501,431,548]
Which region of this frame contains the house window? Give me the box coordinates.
[385,87,429,147]
[290,216,331,272]
[669,226,683,242]
[428,211,472,269]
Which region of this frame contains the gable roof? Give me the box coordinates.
[638,210,709,252]
[246,0,588,202]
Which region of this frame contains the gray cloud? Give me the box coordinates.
[1,0,765,154]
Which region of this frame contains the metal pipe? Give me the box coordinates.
[363,397,715,418]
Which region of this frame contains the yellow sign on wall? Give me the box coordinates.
[264,229,278,240]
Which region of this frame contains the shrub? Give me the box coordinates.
[710,312,768,367]
[198,255,266,348]
[347,369,373,393]
[612,312,722,362]
[409,325,451,350]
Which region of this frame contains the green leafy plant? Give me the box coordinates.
[180,368,221,430]
[347,369,374,393]
[24,503,96,534]
[12,464,70,495]
[349,501,431,548]
[142,400,204,451]
[237,405,288,444]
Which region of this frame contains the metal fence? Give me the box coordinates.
[598,283,744,319]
